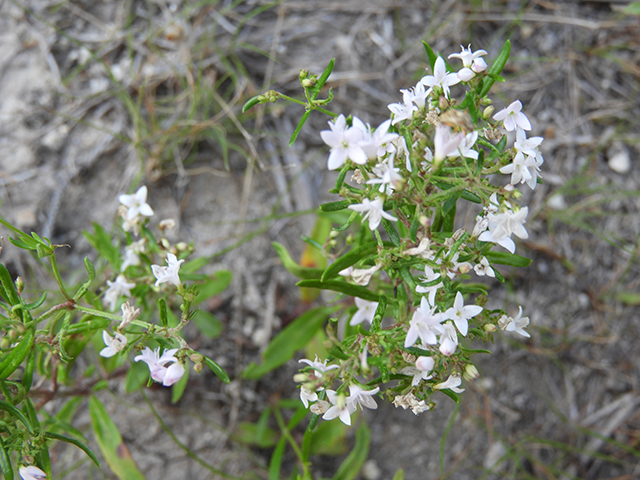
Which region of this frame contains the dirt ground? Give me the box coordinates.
[1,0,640,479]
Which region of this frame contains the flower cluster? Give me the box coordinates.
[296,42,538,422]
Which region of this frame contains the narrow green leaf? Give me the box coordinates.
[125,361,149,393]
[0,264,19,305]
[0,434,13,480]
[485,251,532,267]
[269,437,287,480]
[66,318,111,334]
[273,242,324,280]
[310,58,335,100]
[438,388,460,404]
[193,270,232,304]
[321,241,391,281]
[21,349,35,393]
[382,218,400,247]
[392,468,405,480]
[158,298,168,328]
[191,310,223,339]
[296,280,383,302]
[334,164,349,190]
[479,39,511,97]
[422,41,437,71]
[83,223,120,268]
[370,295,387,332]
[409,212,420,244]
[45,432,100,467]
[24,292,47,310]
[203,356,230,383]
[242,95,262,113]
[0,330,33,380]
[332,211,358,232]
[243,306,337,380]
[289,110,311,146]
[84,257,96,282]
[320,200,352,212]
[0,400,33,433]
[89,395,146,480]
[332,423,371,480]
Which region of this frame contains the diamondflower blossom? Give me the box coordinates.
[499,306,531,338]
[19,466,46,480]
[493,100,531,132]
[478,207,529,254]
[443,291,483,336]
[320,114,367,170]
[323,390,352,425]
[103,275,135,311]
[447,131,479,160]
[474,257,495,277]
[299,356,340,375]
[405,297,445,348]
[420,56,461,98]
[100,330,128,358]
[448,44,488,68]
[388,89,419,125]
[502,129,545,189]
[350,298,379,326]
[346,384,380,412]
[367,156,403,194]
[401,355,435,386]
[134,347,185,386]
[415,265,443,306]
[438,322,459,356]
[152,253,184,287]
[349,263,382,286]
[449,44,488,81]
[119,186,154,222]
[434,374,465,393]
[354,118,399,161]
[434,125,465,163]
[348,197,397,231]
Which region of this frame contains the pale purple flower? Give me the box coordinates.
[134,347,185,386]
[119,186,154,221]
[493,100,531,131]
[100,330,128,358]
[443,292,483,336]
[152,253,184,287]
[103,275,135,311]
[320,114,367,170]
[420,56,461,98]
[348,197,397,231]
[346,384,380,412]
[350,298,379,326]
[405,297,445,348]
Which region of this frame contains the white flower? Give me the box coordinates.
[402,355,434,386]
[415,265,442,306]
[493,100,531,132]
[405,297,445,348]
[19,466,46,480]
[348,197,397,231]
[404,237,432,258]
[121,239,146,271]
[502,306,531,338]
[346,384,379,412]
[103,275,135,311]
[438,322,459,356]
[323,390,352,425]
[500,150,533,186]
[457,67,475,82]
[420,56,461,98]
[447,131,479,160]
[134,347,185,386]
[119,301,140,330]
[474,257,495,277]
[350,298,379,326]
[338,266,353,277]
[434,125,465,162]
[320,114,367,170]
[367,156,403,194]
[472,57,488,73]
[100,330,128,358]
[478,207,529,254]
[152,253,184,287]
[299,356,340,375]
[354,118,399,161]
[434,374,465,393]
[402,82,429,110]
[443,292,483,336]
[350,264,382,286]
[388,89,419,125]
[119,186,154,221]
[448,45,488,68]
[300,386,318,408]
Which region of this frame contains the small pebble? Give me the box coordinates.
[607,144,631,174]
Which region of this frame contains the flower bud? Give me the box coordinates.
[419,215,429,227]
[161,238,171,249]
[293,373,308,383]
[301,78,316,88]
[298,69,308,80]
[329,230,339,239]
[0,337,10,349]
[481,97,493,105]
[194,363,203,373]
[176,242,189,251]
[472,57,488,73]
[458,263,472,275]
[8,329,18,341]
[328,240,337,248]
[463,364,480,381]
[484,323,497,333]
[15,276,24,293]
[190,353,204,364]
[438,96,448,110]
[482,106,495,120]
[345,234,354,245]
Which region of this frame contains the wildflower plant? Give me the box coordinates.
[0,185,231,477]
[243,39,540,475]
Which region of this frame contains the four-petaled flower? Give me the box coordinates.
[100,330,128,358]
[493,100,531,132]
[447,131,479,160]
[134,347,185,386]
[420,56,461,98]
[320,114,367,170]
[348,197,397,231]
[434,374,465,393]
[152,253,184,287]
[443,291,483,336]
[350,298,379,326]
[499,306,531,338]
[405,297,445,348]
[434,125,465,163]
[478,207,529,254]
[323,390,352,425]
[103,275,135,312]
[19,466,47,480]
[119,186,154,221]
[346,384,380,413]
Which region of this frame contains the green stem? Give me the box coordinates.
[276,93,337,117]
[49,254,72,301]
[273,407,311,480]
